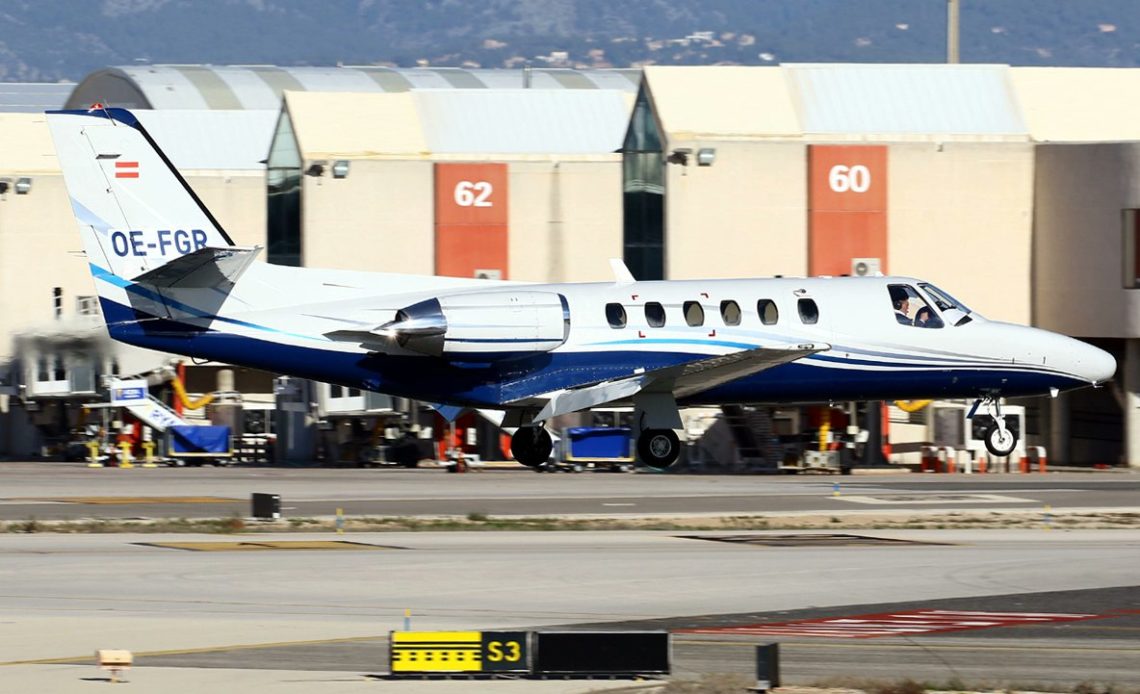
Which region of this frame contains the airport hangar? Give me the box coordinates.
[0,63,1138,469]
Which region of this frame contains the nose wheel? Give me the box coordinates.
[985,425,1017,457]
[510,426,552,468]
[974,395,1019,457]
[637,429,681,469]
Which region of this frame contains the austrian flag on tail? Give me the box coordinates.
[115,161,139,179]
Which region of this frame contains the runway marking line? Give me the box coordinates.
[135,540,404,551]
[678,609,1112,639]
[25,496,241,505]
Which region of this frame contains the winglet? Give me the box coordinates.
[610,258,636,286]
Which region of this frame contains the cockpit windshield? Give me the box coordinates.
[918,284,969,313]
[919,283,975,325]
[887,284,943,328]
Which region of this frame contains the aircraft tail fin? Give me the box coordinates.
[46,107,236,286]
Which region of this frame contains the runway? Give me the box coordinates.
[2,463,1137,691]
[1,462,1137,520]
[2,528,1138,691]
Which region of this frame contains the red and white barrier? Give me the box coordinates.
[938,446,956,473]
[920,445,938,472]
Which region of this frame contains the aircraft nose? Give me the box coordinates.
[1049,333,1116,385]
[1079,342,1117,385]
[1025,328,1116,385]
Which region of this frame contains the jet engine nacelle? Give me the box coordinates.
[381,291,570,359]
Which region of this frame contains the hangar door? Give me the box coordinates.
[808,146,887,277]
[435,163,509,280]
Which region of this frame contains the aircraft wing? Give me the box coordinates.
[531,342,828,422]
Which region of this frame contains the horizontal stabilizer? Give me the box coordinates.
[132,246,261,288]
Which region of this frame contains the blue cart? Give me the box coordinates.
[166,425,234,467]
[557,427,635,472]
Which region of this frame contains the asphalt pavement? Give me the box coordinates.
[1,462,1137,520]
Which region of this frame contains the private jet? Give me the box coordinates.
[47,107,1116,468]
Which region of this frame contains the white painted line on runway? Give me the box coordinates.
[602,503,637,507]
[832,494,1036,505]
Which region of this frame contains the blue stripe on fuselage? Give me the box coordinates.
[97,299,1088,407]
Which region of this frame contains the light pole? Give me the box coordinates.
[947,0,960,63]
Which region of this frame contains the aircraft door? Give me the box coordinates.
[789,288,834,349]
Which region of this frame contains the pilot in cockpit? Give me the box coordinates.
[915,306,936,328]
[889,285,912,325]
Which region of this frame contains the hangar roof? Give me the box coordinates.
[134,110,279,170]
[645,67,800,140]
[644,64,1030,142]
[787,64,1025,138]
[66,65,641,111]
[0,82,73,113]
[1010,68,1140,142]
[285,89,633,159]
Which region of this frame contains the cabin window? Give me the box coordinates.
[797,298,819,325]
[645,302,666,327]
[683,301,704,326]
[757,299,778,325]
[330,384,344,398]
[887,284,942,328]
[605,303,627,328]
[720,300,741,326]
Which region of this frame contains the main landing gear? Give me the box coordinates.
[507,390,685,471]
[510,426,553,468]
[633,391,684,470]
[637,429,681,469]
[973,395,1018,457]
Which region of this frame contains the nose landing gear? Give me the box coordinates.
[972,395,1018,457]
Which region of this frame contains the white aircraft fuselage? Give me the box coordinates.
[95,265,1112,408]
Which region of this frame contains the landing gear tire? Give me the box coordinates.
[510,426,553,468]
[637,429,681,470]
[984,425,1017,457]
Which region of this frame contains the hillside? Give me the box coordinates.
[2,0,1139,82]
